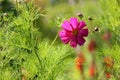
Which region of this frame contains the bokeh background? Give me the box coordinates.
[0,0,120,80]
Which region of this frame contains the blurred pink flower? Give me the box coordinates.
[89,63,96,77]
[106,72,111,78]
[88,39,96,53]
[104,56,113,68]
[59,17,88,48]
[76,52,85,73]
[102,31,111,41]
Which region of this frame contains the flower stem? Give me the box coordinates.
[50,33,58,46]
[16,0,18,11]
[34,51,41,65]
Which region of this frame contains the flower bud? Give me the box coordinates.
[3,13,8,17]
[88,16,93,21]
[94,27,99,32]
[77,13,83,19]
[18,0,24,3]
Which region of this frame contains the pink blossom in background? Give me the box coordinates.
[88,39,96,53]
[59,17,88,48]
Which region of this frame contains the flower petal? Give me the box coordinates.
[59,30,72,44]
[62,20,73,31]
[78,21,86,30]
[79,29,88,37]
[77,36,85,46]
[61,37,71,44]
[59,30,67,37]
[59,30,73,37]
[69,17,79,29]
[70,37,77,48]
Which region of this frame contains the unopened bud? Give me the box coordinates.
[57,17,60,21]
[94,27,99,31]
[88,16,93,21]
[18,0,24,3]
[77,13,83,19]
[3,13,8,17]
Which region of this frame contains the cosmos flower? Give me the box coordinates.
[104,56,113,68]
[106,72,111,78]
[88,39,96,53]
[89,63,96,77]
[59,17,88,48]
[76,52,85,73]
[102,31,111,41]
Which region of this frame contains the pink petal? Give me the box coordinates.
[77,36,85,46]
[79,29,89,37]
[59,30,73,37]
[69,18,79,29]
[62,20,73,31]
[70,37,77,48]
[78,21,86,30]
[59,30,67,37]
[61,37,71,44]
[59,30,72,44]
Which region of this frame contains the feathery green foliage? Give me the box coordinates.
[96,0,120,79]
[0,1,74,80]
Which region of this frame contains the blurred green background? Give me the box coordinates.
[0,0,103,42]
[1,0,119,80]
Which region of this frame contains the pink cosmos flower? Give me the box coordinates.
[59,17,88,48]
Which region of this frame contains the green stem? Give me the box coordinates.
[16,0,18,11]
[29,14,42,69]
[30,20,41,67]
[34,51,41,65]
[50,33,58,47]
[24,0,42,72]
